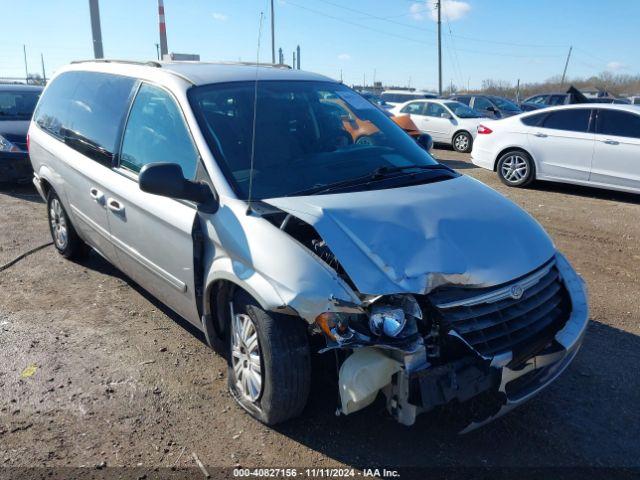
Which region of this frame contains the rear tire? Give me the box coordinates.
[496,150,535,187]
[452,131,473,153]
[47,190,88,259]
[227,290,311,425]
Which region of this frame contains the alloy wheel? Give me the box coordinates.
[49,198,68,249]
[501,154,529,183]
[230,312,263,402]
[454,134,469,152]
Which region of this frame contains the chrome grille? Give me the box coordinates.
[430,260,571,359]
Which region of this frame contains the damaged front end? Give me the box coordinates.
[260,177,588,429]
[316,253,588,430]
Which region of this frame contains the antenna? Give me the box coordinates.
[247,12,265,214]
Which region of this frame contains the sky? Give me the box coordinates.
[1,0,639,90]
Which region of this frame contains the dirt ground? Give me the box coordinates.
[1,148,639,475]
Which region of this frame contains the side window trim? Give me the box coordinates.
[115,81,202,178]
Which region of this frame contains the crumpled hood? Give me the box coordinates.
[265,175,555,295]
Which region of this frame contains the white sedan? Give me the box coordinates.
[390,99,488,152]
[471,104,640,194]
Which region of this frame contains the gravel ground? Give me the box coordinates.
[1,148,639,474]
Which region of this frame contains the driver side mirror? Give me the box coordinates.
[440,112,452,119]
[139,163,218,211]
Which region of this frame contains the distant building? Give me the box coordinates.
[163,53,200,61]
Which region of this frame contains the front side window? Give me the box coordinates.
[596,109,640,139]
[424,102,447,117]
[443,101,482,118]
[188,81,441,199]
[490,96,521,112]
[527,95,547,105]
[120,84,199,179]
[400,102,425,115]
[548,95,568,106]
[541,109,592,133]
[0,90,40,120]
[473,97,493,111]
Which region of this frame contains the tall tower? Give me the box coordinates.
[88,0,104,59]
[158,0,169,59]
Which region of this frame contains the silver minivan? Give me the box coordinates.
[29,61,588,429]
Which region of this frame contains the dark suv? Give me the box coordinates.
[0,84,42,182]
[450,94,522,119]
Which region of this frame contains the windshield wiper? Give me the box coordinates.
[287,164,451,196]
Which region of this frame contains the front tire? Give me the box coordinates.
[47,190,87,259]
[228,290,311,425]
[452,131,473,153]
[496,150,535,187]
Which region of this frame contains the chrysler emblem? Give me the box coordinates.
[510,285,524,300]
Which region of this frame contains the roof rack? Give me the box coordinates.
[70,59,161,68]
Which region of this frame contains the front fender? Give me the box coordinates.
[201,198,362,324]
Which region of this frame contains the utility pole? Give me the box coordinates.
[157,0,169,59]
[41,53,46,84]
[88,0,104,59]
[292,51,296,69]
[155,43,160,60]
[516,78,521,103]
[561,46,573,87]
[296,45,300,69]
[437,0,442,96]
[23,45,28,83]
[340,69,343,82]
[270,0,276,64]
[278,47,283,64]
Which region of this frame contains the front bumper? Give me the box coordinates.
[388,253,589,429]
[0,152,32,183]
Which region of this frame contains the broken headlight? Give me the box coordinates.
[369,295,422,338]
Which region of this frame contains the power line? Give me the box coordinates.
[312,0,567,49]
[285,0,565,58]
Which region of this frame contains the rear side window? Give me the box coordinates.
[541,109,591,133]
[120,83,199,179]
[596,109,640,139]
[34,71,135,165]
[453,96,471,106]
[34,72,78,138]
[520,112,547,127]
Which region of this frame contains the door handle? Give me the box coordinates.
[534,132,548,138]
[602,139,619,145]
[89,187,104,203]
[107,198,125,214]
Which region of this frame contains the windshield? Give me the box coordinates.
[0,90,40,120]
[189,81,441,199]
[443,101,482,118]
[489,96,521,112]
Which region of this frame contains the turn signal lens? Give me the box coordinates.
[315,312,337,340]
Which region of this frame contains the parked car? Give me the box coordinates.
[627,96,640,105]
[0,84,42,182]
[519,101,546,112]
[320,95,432,150]
[471,103,640,194]
[450,94,522,119]
[380,89,437,107]
[390,99,487,152]
[29,61,588,430]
